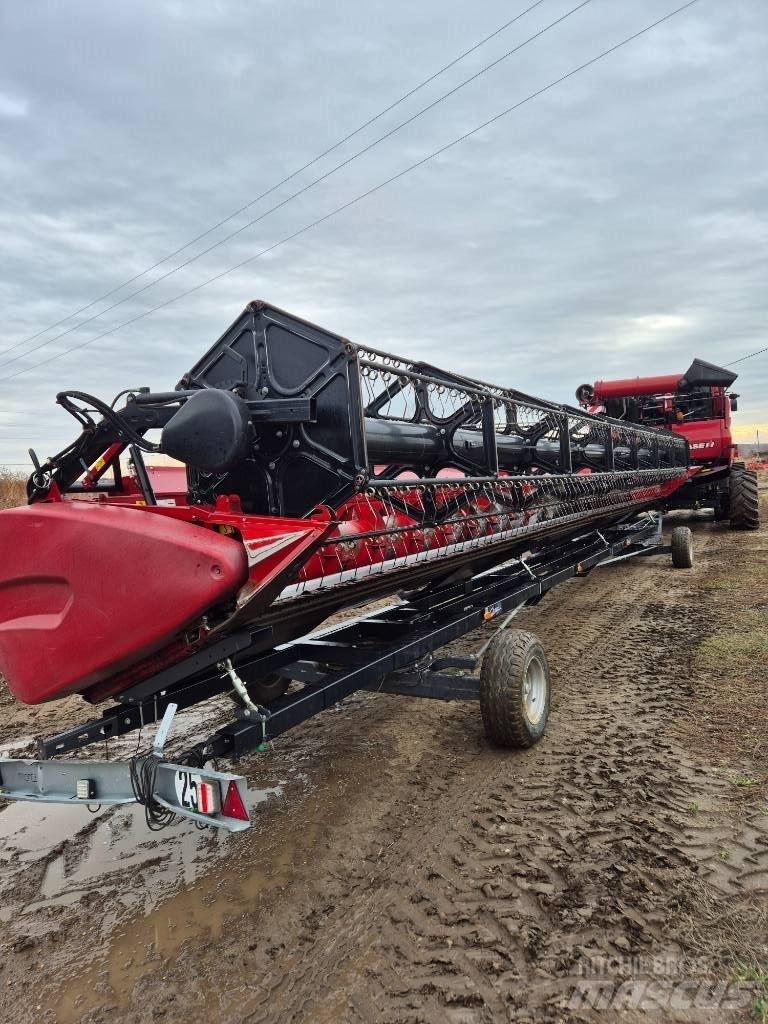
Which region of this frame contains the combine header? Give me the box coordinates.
[0,302,697,830]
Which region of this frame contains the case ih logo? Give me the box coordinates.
[690,441,716,449]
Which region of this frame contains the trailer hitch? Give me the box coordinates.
[0,702,252,832]
[219,658,270,751]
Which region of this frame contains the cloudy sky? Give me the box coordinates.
[0,0,766,467]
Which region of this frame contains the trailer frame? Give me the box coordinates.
[0,510,685,832]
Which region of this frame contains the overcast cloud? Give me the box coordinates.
[0,0,766,465]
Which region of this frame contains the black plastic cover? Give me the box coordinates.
[682,358,738,389]
[162,389,251,473]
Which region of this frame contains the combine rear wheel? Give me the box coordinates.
[670,526,694,569]
[480,629,551,748]
[729,466,760,530]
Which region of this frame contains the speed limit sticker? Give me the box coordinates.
[174,770,220,815]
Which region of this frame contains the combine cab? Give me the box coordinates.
[576,358,759,530]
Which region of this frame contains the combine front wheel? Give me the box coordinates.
[729,466,760,531]
[480,630,551,748]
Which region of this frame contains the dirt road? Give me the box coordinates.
[1,511,766,1023]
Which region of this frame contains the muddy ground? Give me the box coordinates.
[0,507,766,1024]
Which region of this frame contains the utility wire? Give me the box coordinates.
[0,0,550,361]
[727,345,768,367]
[0,0,701,388]
[0,0,589,372]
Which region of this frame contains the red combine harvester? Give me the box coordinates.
[0,303,703,830]
[576,358,759,530]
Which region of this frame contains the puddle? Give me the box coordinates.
[51,786,322,1024]
[0,735,35,756]
[0,781,283,906]
[0,696,255,869]
[0,798,99,855]
[0,693,316,1021]
[41,784,282,903]
[0,779,284,935]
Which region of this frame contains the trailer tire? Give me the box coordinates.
[480,629,550,749]
[229,673,288,707]
[670,526,694,569]
[729,467,760,531]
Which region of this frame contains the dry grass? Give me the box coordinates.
[669,876,768,1023]
[0,469,25,509]
[676,503,768,1022]
[696,612,768,676]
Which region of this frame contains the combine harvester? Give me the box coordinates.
[0,303,711,830]
[576,359,759,529]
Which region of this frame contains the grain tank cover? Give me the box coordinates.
[681,358,738,389]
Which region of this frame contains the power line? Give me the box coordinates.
[0,0,589,373]
[0,0,701,388]
[727,345,768,367]
[0,0,551,362]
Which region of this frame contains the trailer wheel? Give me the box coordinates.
[729,466,760,531]
[229,672,288,707]
[479,629,551,749]
[670,526,694,569]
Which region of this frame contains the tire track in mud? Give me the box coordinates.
[235,582,666,1021]
[20,522,768,1023]
[226,526,767,1024]
[358,592,709,1023]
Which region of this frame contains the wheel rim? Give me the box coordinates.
[522,653,547,726]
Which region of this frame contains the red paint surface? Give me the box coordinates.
[1,464,696,705]
[593,374,685,400]
[671,419,733,464]
[0,503,248,703]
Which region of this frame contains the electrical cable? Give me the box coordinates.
[0,0,590,372]
[129,752,178,831]
[727,345,768,367]
[0,0,551,361]
[0,0,701,387]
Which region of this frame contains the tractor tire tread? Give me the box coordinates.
[670,525,694,568]
[479,629,550,750]
[730,466,760,531]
